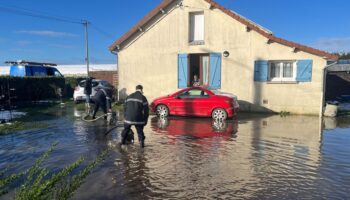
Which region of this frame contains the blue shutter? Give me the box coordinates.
[209,53,221,89]
[178,54,188,88]
[296,60,313,82]
[254,60,268,81]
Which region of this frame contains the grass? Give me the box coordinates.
[0,121,49,135]
[0,142,108,200]
[0,102,60,135]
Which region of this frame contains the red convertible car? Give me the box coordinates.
[150,87,239,120]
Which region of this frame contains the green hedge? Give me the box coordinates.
[0,76,86,102]
[64,76,86,98]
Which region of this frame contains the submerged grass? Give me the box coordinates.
[0,142,108,200]
[0,121,49,135]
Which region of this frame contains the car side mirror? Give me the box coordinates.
[175,95,181,99]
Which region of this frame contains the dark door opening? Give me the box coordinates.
[325,71,350,101]
[188,54,210,87]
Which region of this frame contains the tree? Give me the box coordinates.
[334,52,350,59]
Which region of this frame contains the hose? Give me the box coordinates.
[104,121,124,136]
[81,113,125,136]
[81,114,107,122]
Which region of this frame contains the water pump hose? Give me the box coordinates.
[81,114,107,122]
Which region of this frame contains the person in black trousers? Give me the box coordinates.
[92,87,113,120]
[84,77,93,114]
[121,85,149,148]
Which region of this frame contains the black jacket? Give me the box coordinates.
[93,88,112,109]
[84,78,92,95]
[124,91,149,125]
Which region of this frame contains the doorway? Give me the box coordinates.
[188,54,210,87]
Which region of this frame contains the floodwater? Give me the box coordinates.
[1,104,350,199]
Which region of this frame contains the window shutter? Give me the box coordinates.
[254,60,268,81]
[209,53,221,89]
[296,60,313,82]
[178,54,188,88]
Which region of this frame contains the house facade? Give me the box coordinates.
[109,0,337,115]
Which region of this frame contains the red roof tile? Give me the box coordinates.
[109,0,338,60]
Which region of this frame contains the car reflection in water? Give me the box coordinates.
[150,116,238,139]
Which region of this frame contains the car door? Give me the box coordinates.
[180,89,210,116]
[168,91,188,115]
[186,89,211,116]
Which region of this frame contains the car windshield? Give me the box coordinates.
[78,81,86,87]
[211,90,221,95]
[99,81,112,87]
[78,80,99,87]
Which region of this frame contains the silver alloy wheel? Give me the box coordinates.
[156,105,169,118]
[212,108,227,121]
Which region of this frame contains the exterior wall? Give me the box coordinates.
[90,71,118,86]
[117,0,327,115]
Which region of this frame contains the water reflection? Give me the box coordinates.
[150,117,238,139]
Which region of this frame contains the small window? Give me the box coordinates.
[269,61,296,81]
[189,12,204,44]
[31,66,47,76]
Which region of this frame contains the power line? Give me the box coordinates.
[0,5,83,24]
[90,24,115,40]
[0,4,116,40]
[0,3,83,22]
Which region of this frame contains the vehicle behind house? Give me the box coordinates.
[6,60,63,77]
[73,79,115,103]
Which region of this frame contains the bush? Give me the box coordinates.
[64,76,86,98]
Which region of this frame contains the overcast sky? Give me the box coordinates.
[0,0,349,65]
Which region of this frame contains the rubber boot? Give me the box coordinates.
[140,136,145,148]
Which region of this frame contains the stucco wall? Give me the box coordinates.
[116,0,327,115]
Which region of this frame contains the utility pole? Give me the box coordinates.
[83,20,90,77]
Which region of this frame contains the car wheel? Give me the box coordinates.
[156,105,169,118]
[212,108,227,121]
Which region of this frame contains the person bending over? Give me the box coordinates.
[92,87,113,119]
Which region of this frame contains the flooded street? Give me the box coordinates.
[1,104,350,199]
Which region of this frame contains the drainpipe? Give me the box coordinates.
[320,61,337,117]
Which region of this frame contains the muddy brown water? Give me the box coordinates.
[1,104,350,199]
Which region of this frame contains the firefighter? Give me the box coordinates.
[91,87,113,120]
[121,85,149,148]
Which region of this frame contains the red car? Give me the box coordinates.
[150,87,239,120]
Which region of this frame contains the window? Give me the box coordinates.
[31,66,47,76]
[269,61,296,81]
[189,12,204,44]
[179,89,209,98]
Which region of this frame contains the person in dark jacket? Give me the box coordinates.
[84,77,93,103]
[92,87,113,119]
[121,85,149,148]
